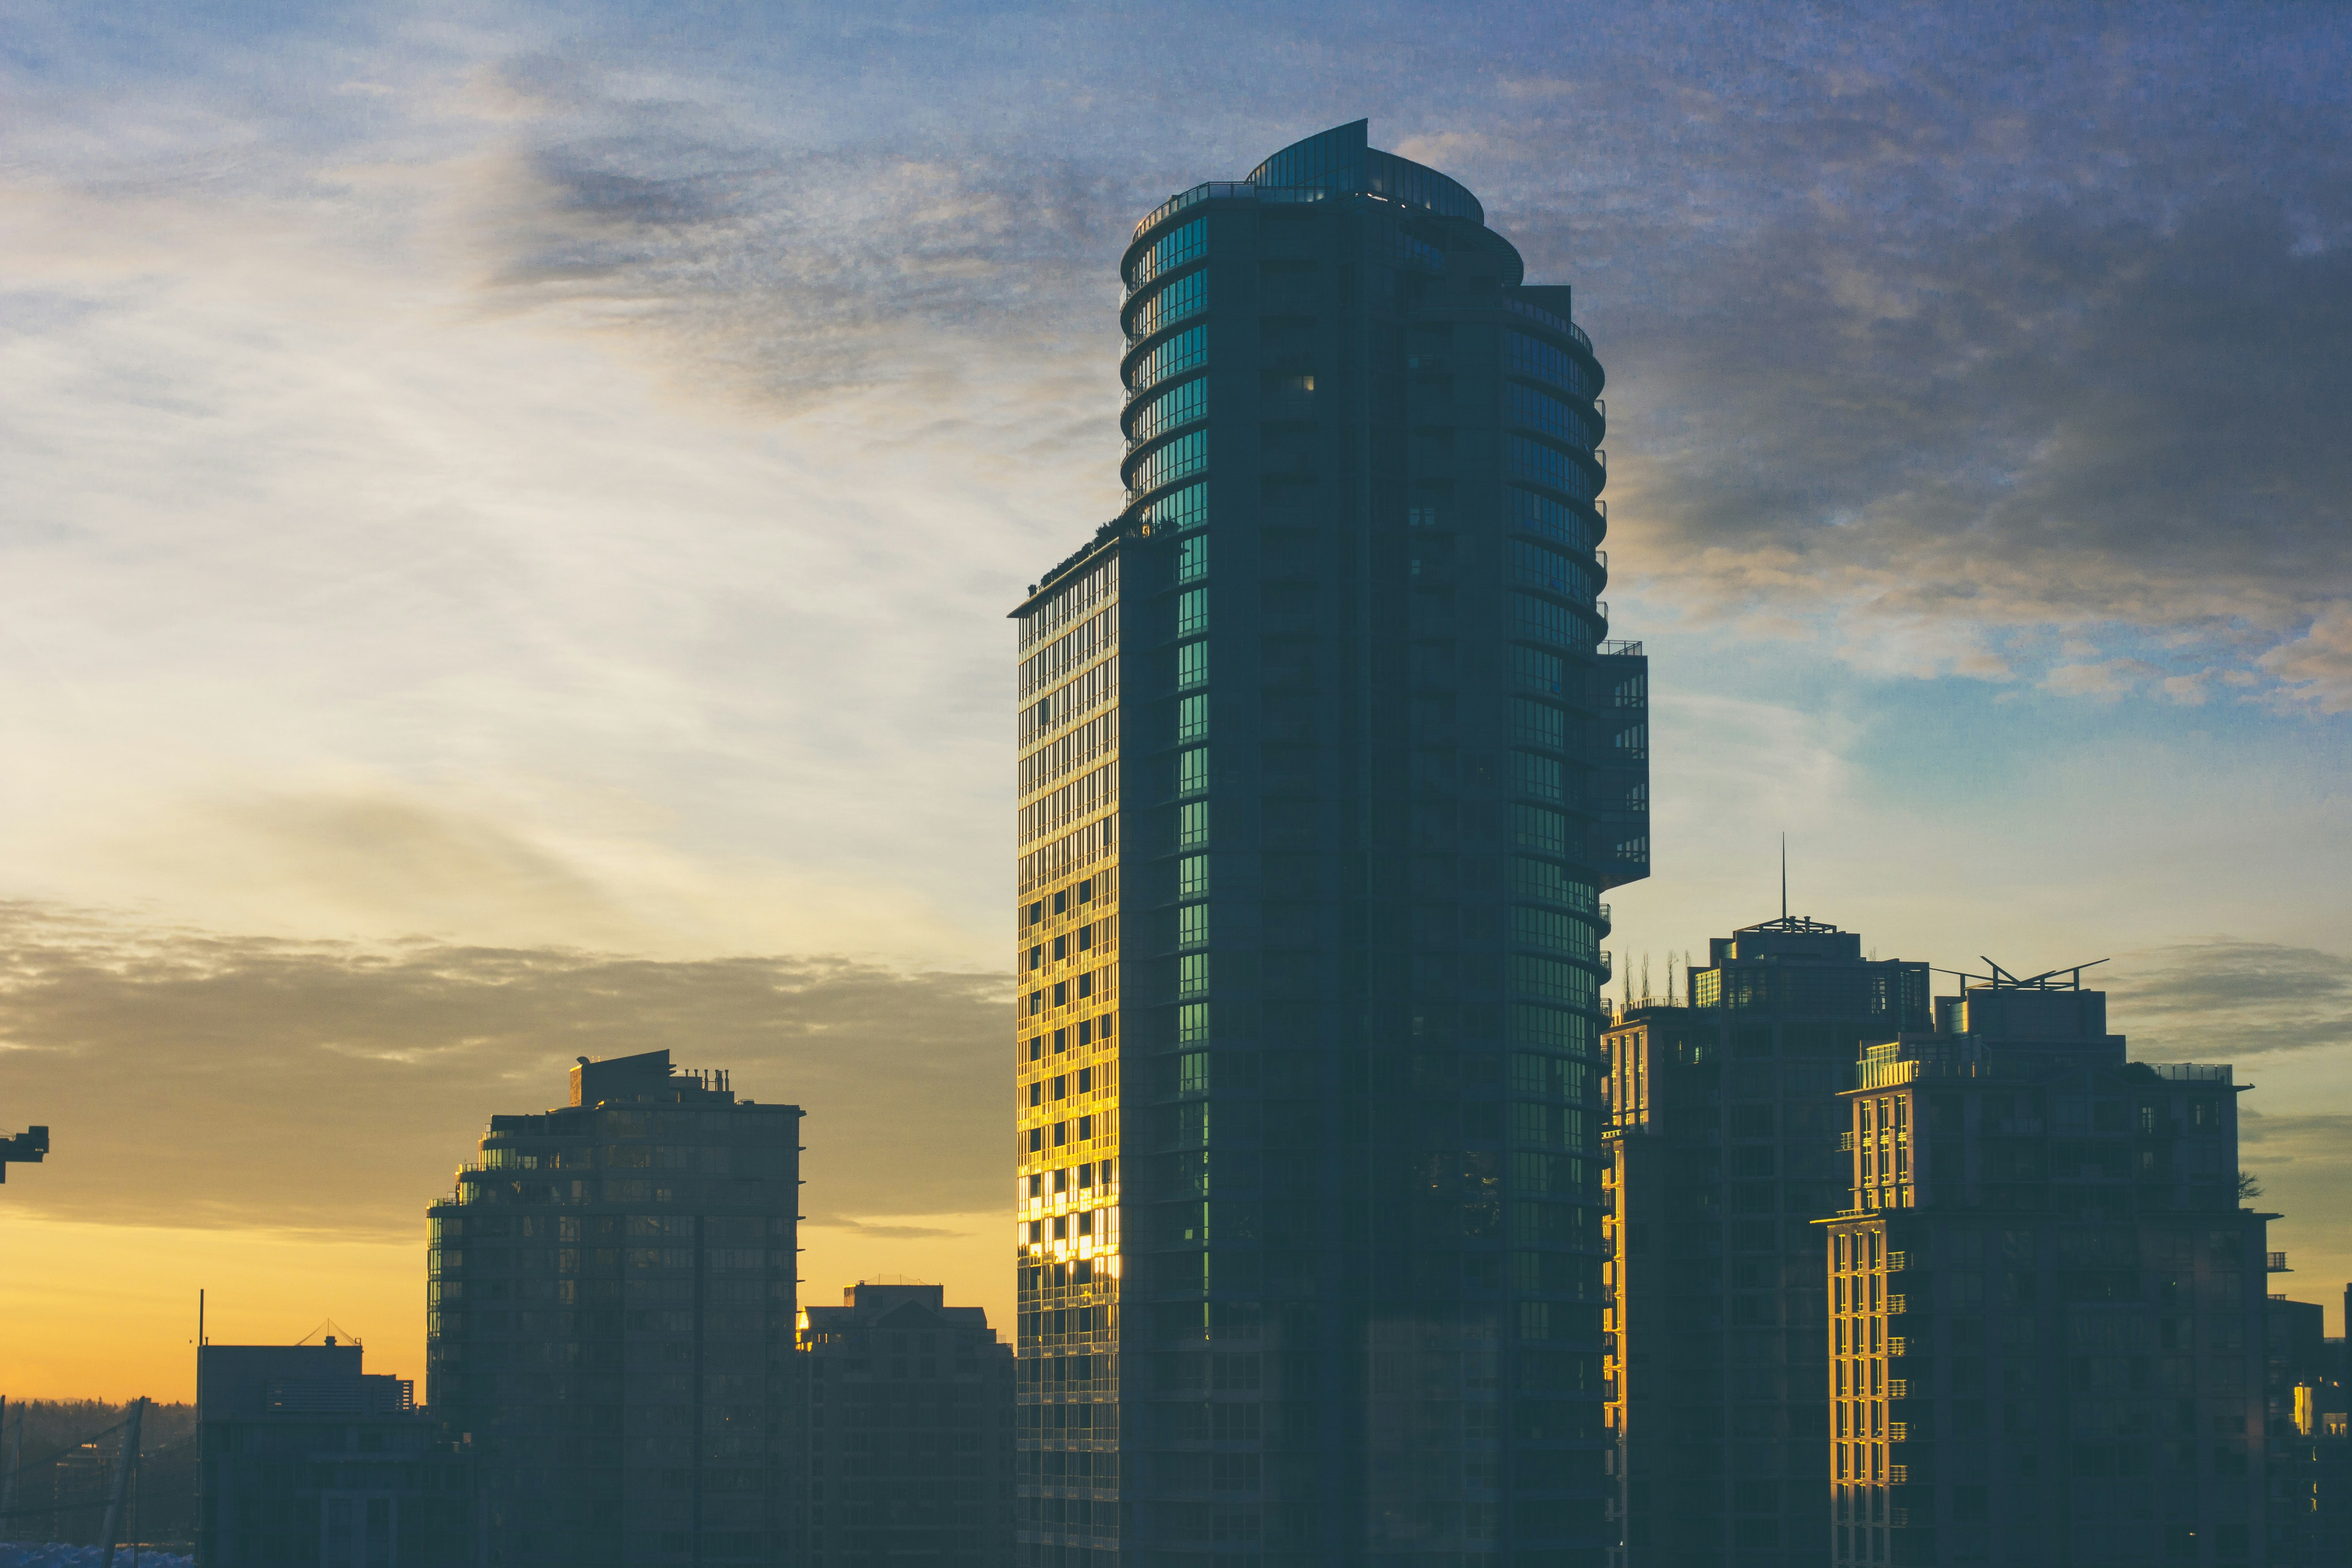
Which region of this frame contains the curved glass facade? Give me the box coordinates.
[1015,122,1645,1568]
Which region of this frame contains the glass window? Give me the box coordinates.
[1178,747,1210,794]
[1514,750,1563,801]
[1511,905,1586,956]
[1128,269,1209,343]
[1179,904,1210,947]
[1512,593,1588,651]
[1509,858,1596,912]
[1133,375,1210,444]
[1179,952,1210,995]
[1178,854,1210,897]
[1176,534,1209,582]
[1133,430,1209,497]
[1178,801,1210,846]
[1129,218,1207,290]
[1178,693,1210,740]
[1506,382,1596,450]
[1508,436,1594,502]
[1512,697,1567,750]
[1508,487,1594,553]
[1508,331,1589,398]
[1513,804,1570,855]
[1178,1003,1211,1042]
[1129,328,1208,393]
[1177,640,1210,689]
[1513,644,1565,695]
[1509,540,1594,603]
[1152,481,1209,532]
[1176,588,1209,635]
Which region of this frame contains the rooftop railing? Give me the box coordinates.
[1502,296,1594,357]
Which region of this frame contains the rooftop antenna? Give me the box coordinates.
[1780,833,1788,922]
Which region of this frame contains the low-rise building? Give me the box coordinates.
[797,1282,1014,1567]
[198,1339,480,1567]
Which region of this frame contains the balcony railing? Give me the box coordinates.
[2269,1251,2291,1272]
[1599,640,1643,657]
[1501,296,1595,357]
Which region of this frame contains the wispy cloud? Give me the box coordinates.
[0,902,1009,1237]
[2110,939,2352,1059]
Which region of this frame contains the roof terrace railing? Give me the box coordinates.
[1503,296,1593,356]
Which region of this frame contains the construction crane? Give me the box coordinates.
[1,1125,49,1181]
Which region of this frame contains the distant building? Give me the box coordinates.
[1603,914,1931,1568]
[197,1338,480,1567]
[797,1282,1015,1566]
[1823,970,2272,1566]
[0,1123,46,1181]
[425,1049,804,1567]
[2267,1295,2350,1564]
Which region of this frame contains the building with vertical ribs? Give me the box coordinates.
[1010,119,1644,1567]
[425,1049,804,1568]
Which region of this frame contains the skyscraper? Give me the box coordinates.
[426,1049,804,1567]
[1603,915,1931,1567]
[1824,970,2271,1566]
[1012,120,1644,1566]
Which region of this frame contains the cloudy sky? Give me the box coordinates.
[3,0,2349,1398]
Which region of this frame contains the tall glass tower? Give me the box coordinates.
[1010,121,1647,1567]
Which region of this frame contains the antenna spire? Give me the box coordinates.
[1781,833,1787,921]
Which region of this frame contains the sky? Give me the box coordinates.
[2,0,2350,1400]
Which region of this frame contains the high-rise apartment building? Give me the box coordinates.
[426,1050,804,1567]
[1011,120,1643,1566]
[1602,915,1931,1567]
[798,1282,1017,1565]
[1824,973,2272,1566]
